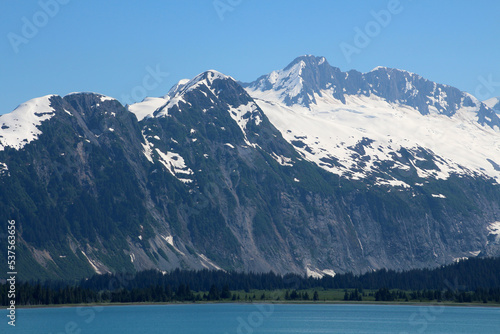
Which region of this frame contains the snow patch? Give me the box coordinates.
[99,95,116,102]
[375,178,410,188]
[306,267,335,278]
[80,250,102,274]
[487,221,500,235]
[128,97,167,121]
[321,269,336,277]
[198,254,224,271]
[161,235,185,256]
[228,102,260,133]
[155,148,194,184]
[484,97,500,110]
[271,152,293,166]
[0,162,8,175]
[431,194,446,199]
[141,131,154,163]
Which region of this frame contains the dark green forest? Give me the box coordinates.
[1,256,499,306]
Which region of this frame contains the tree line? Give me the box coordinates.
[1,256,499,306]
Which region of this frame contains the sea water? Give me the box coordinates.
[1,303,499,333]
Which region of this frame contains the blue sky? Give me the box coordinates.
[1,0,499,114]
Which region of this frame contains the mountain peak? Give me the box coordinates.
[0,95,57,151]
[65,92,116,102]
[284,55,330,71]
[245,55,344,107]
[129,69,241,121]
[168,70,234,98]
[246,55,499,122]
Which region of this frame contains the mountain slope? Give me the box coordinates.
[0,61,499,281]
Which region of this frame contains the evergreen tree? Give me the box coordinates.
[313,291,319,301]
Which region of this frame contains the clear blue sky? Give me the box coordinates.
[1,0,499,114]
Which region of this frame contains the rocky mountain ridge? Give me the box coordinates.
[0,56,499,281]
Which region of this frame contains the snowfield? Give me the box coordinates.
[246,80,500,184]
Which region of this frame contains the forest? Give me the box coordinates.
[1,256,499,306]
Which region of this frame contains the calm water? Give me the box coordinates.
[1,303,499,333]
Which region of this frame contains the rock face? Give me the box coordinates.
[0,57,499,281]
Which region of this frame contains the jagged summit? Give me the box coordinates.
[283,55,330,70]
[129,70,236,121]
[244,55,346,107]
[246,56,500,128]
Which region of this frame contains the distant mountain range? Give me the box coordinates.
[1,56,499,281]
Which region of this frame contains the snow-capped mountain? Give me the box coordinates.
[0,58,499,281]
[244,55,500,186]
[0,95,57,150]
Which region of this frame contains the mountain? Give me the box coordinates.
[0,57,499,281]
[244,55,500,184]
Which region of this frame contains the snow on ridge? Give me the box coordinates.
[129,97,168,121]
[99,95,116,102]
[173,70,233,98]
[249,61,305,100]
[65,92,116,102]
[164,79,191,98]
[368,66,420,78]
[131,70,236,121]
[484,97,500,110]
[0,95,57,151]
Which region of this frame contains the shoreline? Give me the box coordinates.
[10,300,500,310]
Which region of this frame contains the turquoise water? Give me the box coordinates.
[1,303,500,333]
